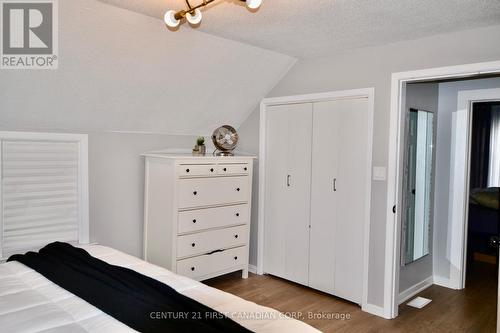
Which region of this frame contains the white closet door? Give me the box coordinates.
[264,103,312,285]
[309,102,339,294]
[334,98,369,304]
[309,98,369,303]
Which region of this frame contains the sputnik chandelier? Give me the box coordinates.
[164,0,263,28]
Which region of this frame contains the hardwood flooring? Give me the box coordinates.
[205,262,497,332]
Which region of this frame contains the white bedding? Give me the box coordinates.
[0,245,318,333]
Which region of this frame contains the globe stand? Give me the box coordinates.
[214,150,235,157]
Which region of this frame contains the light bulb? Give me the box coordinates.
[186,9,202,25]
[164,10,180,28]
[246,0,262,9]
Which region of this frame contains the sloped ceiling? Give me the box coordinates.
[0,0,295,135]
[99,0,500,59]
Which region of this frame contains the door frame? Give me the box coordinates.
[385,60,500,319]
[257,88,375,312]
[454,93,500,289]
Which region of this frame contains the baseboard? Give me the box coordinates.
[248,264,257,274]
[433,275,460,290]
[398,276,433,305]
[362,303,389,318]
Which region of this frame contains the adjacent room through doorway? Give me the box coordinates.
[465,101,500,323]
[397,76,500,332]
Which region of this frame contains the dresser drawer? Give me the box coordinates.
[178,177,249,209]
[178,164,216,177]
[178,204,248,234]
[177,225,247,258]
[217,163,250,175]
[176,246,247,279]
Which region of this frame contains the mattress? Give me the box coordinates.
[0,244,318,333]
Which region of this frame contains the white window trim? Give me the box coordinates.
[0,131,89,260]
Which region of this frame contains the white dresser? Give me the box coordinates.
[142,153,255,281]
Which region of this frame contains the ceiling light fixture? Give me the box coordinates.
[164,0,263,29]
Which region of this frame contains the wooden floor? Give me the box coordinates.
[205,262,497,332]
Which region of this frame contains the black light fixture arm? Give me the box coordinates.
[174,0,247,20]
[165,0,261,28]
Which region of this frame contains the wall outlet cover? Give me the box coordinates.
[373,166,387,181]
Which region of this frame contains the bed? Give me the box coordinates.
[0,133,317,332]
[468,188,500,258]
[0,244,318,333]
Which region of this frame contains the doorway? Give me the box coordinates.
[463,102,500,328]
[386,60,500,321]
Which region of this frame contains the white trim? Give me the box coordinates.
[385,60,500,319]
[433,275,457,289]
[361,304,388,318]
[398,276,433,305]
[77,135,90,244]
[0,141,3,260]
[0,131,90,249]
[143,159,150,260]
[248,264,257,274]
[258,88,375,313]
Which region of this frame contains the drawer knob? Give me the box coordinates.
[193,191,198,195]
[235,213,240,217]
[235,234,239,239]
[191,267,195,271]
[236,188,240,192]
[191,243,196,247]
[192,219,197,223]
[223,168,227,172]
[244,167,248,171]
[186,168,190,173]
[210,168,214,172]
[234,256,238,260]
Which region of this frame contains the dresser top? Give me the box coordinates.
[142,152,257,160]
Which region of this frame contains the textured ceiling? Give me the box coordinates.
[98,0,500,58]
[1,0,295,135]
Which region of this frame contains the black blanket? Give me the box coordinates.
[8,242,251,333]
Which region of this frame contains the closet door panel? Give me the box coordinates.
[264,106,290,278]
[285,104,313,285]
[309,101,339,294]
[264,103,312,286]
[334,98,369,304]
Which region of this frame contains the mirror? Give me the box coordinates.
[402,109,435,265]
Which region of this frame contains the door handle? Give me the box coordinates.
[490,236,500,249]
[287,175,291,187]
[333,178,337,192]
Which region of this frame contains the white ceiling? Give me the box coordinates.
[99,0,500,58]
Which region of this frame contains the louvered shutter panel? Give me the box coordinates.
[1,140,81,258]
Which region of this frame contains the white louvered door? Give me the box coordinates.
[0,133,89,259]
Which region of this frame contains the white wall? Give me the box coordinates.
[239,24,500,309]
[0,0,295,257]
[433,77,500,282]
[398,82,438,294]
